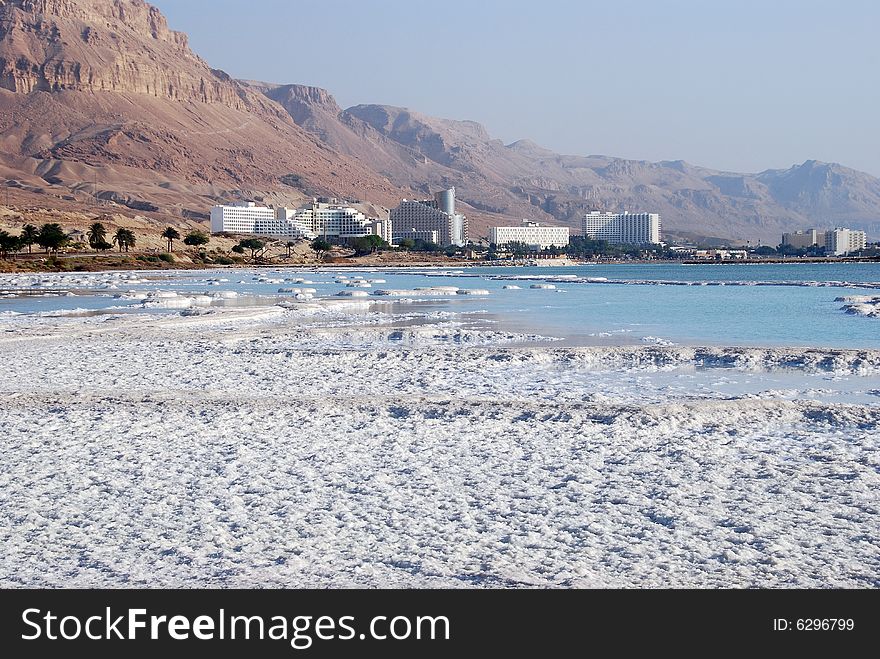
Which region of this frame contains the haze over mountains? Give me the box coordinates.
[1,0,878,243]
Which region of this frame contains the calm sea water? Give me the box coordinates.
[2,262,879,348]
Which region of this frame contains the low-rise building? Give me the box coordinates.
[489,221,570,250]
[394,228,440,245]
[693,249,748,261]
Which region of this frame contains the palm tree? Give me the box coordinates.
[161,227,181,252]
[86,222,107,251]
[113,228,136,253]
[122,229,136,253]
[19,224,38,254]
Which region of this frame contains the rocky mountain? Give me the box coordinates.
[1,0,878,243]
[251,82,880,242]
[0,0,404,221]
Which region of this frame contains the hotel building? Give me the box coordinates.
[390,187,468,246]
[825,228,867,256]
[211,200,389,241]
[210,202,278,235]
[276,201,384,241]
[394,228,440,245]
[582,211,662,245]
[489,221,570,250]
[781,229,825,250]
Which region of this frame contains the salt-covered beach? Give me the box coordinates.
[1,265,879,588]
[0,272,880,587]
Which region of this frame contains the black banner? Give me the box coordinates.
[1,589,875,656]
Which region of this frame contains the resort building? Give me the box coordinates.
[211,200,388,241]
[825,228,867,256]
[489,221,570,250]
[210,202,277,235]
[275,201,383,241]
[781,229,825,250]
[582,210,662,245]
[390,187,468,246]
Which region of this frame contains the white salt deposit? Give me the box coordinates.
[373,288,460,297]
[0,269,878,589]
[837,295,880,317]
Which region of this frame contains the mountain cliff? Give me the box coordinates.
[0,0,404,220]
[0,0,239,103]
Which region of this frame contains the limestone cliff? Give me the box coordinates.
[0,0,407,217]
[0,0,247,108]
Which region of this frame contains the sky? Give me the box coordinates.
[154,0,880,176]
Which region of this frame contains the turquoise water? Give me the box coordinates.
[399,263,880,348]
[1,262,879,348]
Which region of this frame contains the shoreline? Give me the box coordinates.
[3,254,880,274]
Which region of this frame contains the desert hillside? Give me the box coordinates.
[1,0,879,243]
[0,0,404,233]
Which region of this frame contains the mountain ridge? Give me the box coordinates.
[253,80,880,241]
[0,0,407,222]
[0,0,877,243]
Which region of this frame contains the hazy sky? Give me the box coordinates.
[154,0,880,176]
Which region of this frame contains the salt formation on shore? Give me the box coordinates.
[0,300,878,588]
[837,295,880,317]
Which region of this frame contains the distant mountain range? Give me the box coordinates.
[1,0,878,243]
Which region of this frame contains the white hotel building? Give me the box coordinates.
[825,228,867,256]
[211,200,390,241]
[489,221,570,250]
[582,211,662,245]
[277,201,391,242]
[210,202,278,235]
[390,187,468,246]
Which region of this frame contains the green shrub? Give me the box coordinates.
[214,256,235,265]
[158,253,175,263]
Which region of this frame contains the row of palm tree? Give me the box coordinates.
[1,219,216,262]
[84,222,137,252]
[1,222,206,256]
[0,223,68,257]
